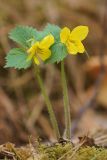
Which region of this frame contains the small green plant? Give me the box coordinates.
[5,24,89,140]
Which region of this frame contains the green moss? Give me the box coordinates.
[37,142,73,160]
[76,147,107,160]
[37,143,107,160]
[1,142,107,160]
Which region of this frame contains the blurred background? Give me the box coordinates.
[0,0,107,145]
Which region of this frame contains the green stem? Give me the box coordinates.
[34,65,60,140]
[61,60,71,139]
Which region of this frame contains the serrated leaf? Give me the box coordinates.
[35,30,49,41]
[5,48,32,69]
[43,24,61,42]
[9,26,38,48]
[45,43,68,63]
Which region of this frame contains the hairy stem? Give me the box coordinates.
[61,60,71,139]
[34,65,60,139]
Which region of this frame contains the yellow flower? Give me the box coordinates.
[60,26,89,54]
[27,34,54,65]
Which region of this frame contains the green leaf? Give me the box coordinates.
[5,48,32,69]
[31,24,61,42]
[43,24,61,42]
[45,43,68,63]
[35,30,49,41]
[9,26,38,48]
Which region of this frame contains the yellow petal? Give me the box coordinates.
[66,42,78,54]
[60,27,70,44]
[70,26,89,41]
[34,56,40,65]
[75,41,85,53]
[27,50,35,61]
[39,34,54,49]
[27,42,38,61]
[38,49,51,61]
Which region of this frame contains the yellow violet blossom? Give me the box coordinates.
[27,34,54,65]
[60,26,89,54]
